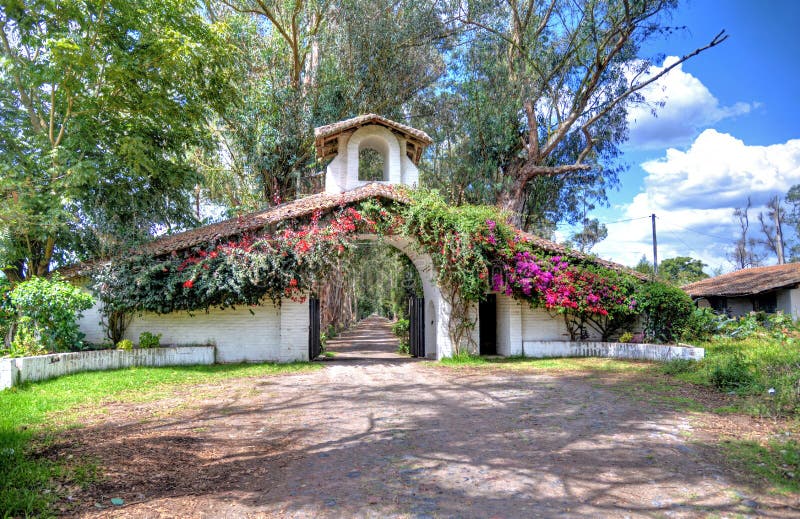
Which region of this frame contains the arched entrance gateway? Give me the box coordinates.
[72,115,474,361]
[73,115,694,365]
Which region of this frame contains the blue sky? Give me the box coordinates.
[577,0,800,273]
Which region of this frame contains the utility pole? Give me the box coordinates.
[773,198,786,264]
[651,213,658,277]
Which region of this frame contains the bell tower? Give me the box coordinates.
[314,114,432,194]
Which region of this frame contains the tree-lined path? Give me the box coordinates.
[63,321,796,517]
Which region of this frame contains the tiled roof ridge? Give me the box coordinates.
[314,114,433,144]
[683,262,800,297]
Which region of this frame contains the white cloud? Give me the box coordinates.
[594,130,800,271]
[626,56,755,150]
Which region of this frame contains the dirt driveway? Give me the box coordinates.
[63,317,798,518]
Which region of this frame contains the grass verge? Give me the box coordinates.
[439,353,651,373]
[0,362,318,517]
[721,439,800,494]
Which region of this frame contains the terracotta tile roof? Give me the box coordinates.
[683,263,800,298]
[60,183,640,279]
[314,114,433,164]
[59,183,409,279]
[314,114,433,144]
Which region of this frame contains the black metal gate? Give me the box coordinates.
[408,296,425,358]
[309,298,321,360]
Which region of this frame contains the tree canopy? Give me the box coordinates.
[0,0,235,281]
[0,0,726,278]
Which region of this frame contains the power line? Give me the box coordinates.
[659,221,732,242]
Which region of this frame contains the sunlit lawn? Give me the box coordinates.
[0,362,319,517]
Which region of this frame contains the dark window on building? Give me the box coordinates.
[708,296,728,313]
[753,292,777,313]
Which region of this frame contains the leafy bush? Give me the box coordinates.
[709,351,754,390]
[8,275,94,353]
[116,339,133,350]
[636,281,693,343]
[0,278,14,344]
[392,318,410,354]
[617,331,634,343]
[138,331,161,349]
[681,307,731,341]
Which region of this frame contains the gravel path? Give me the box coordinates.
[69,316,798,518]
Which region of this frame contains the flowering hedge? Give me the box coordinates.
[94,188,648,346]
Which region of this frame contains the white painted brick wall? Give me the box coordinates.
[123,303,282,363]
[495,294,522,356]
[79,299,308,364]
[77,300,108,345]
[521,306,571,342]
[280,299,310,362]
[521,340,704,362]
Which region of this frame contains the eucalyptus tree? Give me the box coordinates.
[0,0,234,281]
[427,0,726,230]
[210,0,448,207]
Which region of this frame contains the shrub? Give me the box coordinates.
[636,281,693,343]
[618,331,633,343]
[9,275,94,353]
[681,307,729,341]
[709,351,754,390]
[138,332,161,349]
[116,339,133,350]
[392,318,410,354]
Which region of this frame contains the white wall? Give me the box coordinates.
[78,299,308,364]
[1,347,215,390]
[521,340,704,362]
[777,288,800,320]
[521,305,571,342]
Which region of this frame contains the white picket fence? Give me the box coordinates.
[0,346,215,390]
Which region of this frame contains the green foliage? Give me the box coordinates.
[681,307,731,341]
[569,219,609,253]
[618,332,634,343]
[721,439,800,493]
[6,276,94,354]
[116,339,133,351]
[0,0,237,280]
[351,244,421,321]
[391,318,410,354]
[634,254,655,277]
[660,358,699,376]
[659,256,709,286]
[0,277,13,342]
[708,351,754,391]
[637,281,694,343]
[138,332,162,349]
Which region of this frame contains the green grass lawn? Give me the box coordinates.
[0,362,319,517]
[439,352,653,373]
